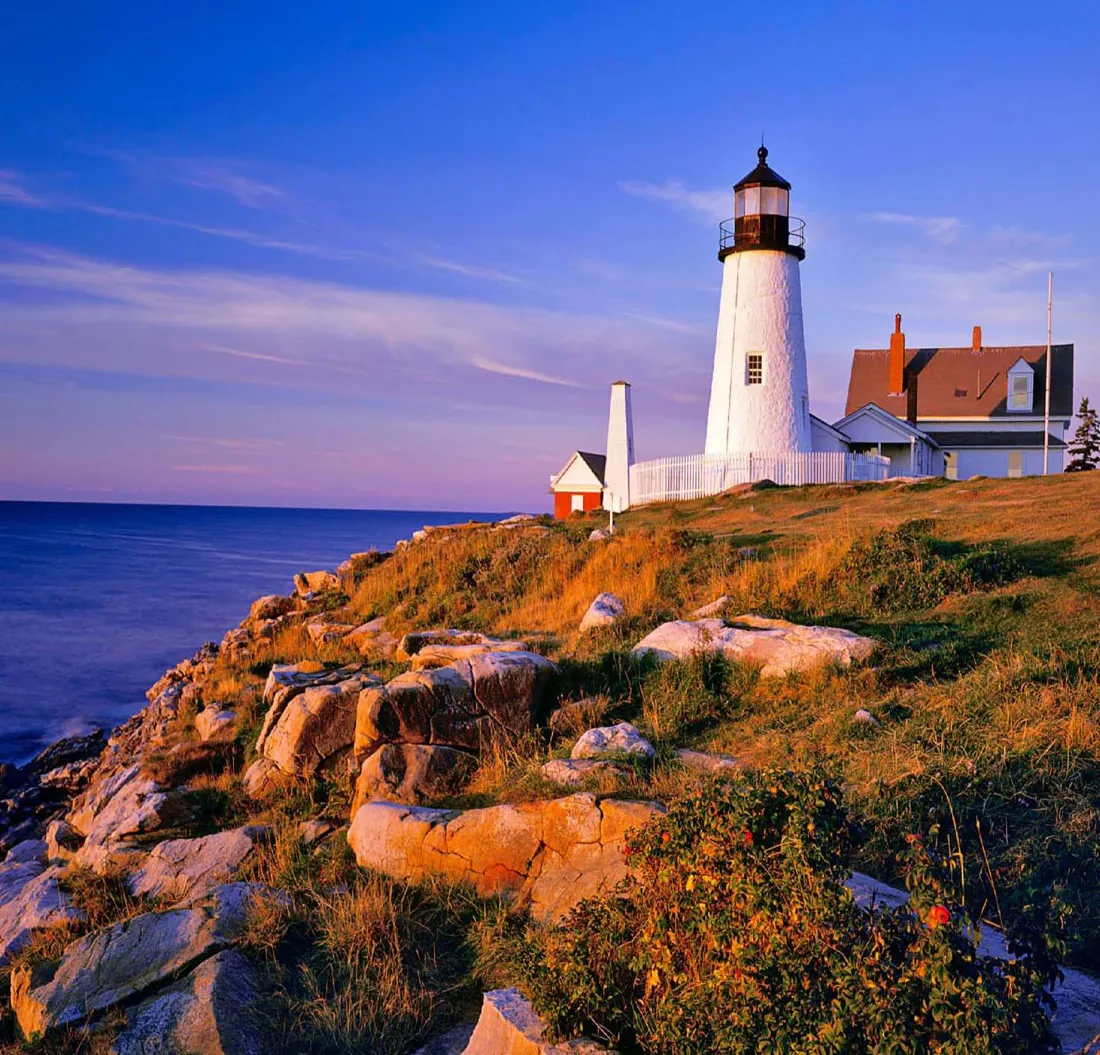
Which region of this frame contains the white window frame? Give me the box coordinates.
[1007,362,1034,413]
[570,493,585,513]
[1007,451,1023,478]
[944,451,958,481]
[746,352,764,385]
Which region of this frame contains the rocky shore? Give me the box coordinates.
[2,515,1098,1054]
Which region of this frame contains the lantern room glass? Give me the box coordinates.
[735,186,789,218]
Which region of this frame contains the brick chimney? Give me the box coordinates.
[972,325,982,352]
[889,313,906,394]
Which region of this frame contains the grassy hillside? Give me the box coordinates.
[334,472,1100,972]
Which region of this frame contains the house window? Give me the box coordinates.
[1008,451,1023,478]
[1007,360,1034,412]
[747,353,763,385]
[944,451,958,481]
[570,493,585,513]
[1010,375,1031,410]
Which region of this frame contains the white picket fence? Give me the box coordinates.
[628,451,891,507]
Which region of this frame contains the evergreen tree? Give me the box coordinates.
[1066,396,1100,472]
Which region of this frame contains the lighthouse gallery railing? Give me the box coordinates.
[628,451,890,507]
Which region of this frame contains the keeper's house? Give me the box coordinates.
[841,317,1074,479]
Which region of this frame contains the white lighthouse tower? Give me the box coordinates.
[704,146,811,455]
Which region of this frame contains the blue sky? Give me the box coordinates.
[2,1,1097,511]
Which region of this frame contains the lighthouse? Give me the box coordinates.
[704,146,811,455]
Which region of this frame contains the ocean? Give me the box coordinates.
[0,502,504,766]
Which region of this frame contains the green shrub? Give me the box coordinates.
[516,769,1062,1054]
[841,527,1021,613]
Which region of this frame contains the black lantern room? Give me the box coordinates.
[718,146,805,261]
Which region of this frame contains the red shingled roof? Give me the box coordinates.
[844,344,1074,419]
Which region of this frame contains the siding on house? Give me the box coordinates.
[553,490,602,519]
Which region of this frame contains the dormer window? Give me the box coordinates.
[1007,358,1034,413]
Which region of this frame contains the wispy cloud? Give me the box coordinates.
[470,357,584,387]
[0,170,43,206]
[619,311,708,336]
[205,341,378,379]
[92,149,287,210]
[0,170,528,288]
[205,344,316,366]
[419,256,528,286]
[0,245,697,405]
[620,179,730,223]
[167,160,285,209]
[864,212,963,245]
[164,433,284,452]
[0,172,340,257]
[172,464,258,473]
[79,202,361,258]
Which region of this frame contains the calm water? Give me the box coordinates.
[0,502,504,765]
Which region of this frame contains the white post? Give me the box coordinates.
[1044,272,1053,475]
[604,381,634,512]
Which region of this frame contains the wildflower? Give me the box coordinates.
[927,905,950,929]
[742,829,753,847]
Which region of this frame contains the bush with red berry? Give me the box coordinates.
[515,767,1066,1054]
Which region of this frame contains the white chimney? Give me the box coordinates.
[603,381,634,513]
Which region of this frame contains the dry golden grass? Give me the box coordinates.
[342,519,862,652]
[546,694,610,740]
[236,810,496,1055]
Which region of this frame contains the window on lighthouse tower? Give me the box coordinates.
[747,353,764,385]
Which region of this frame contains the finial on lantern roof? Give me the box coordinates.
[735,144,790,191]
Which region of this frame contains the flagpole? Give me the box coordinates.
[1044,272,1053,475]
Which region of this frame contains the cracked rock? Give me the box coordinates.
[352,743,477,812]
[127,826,271,903]
[0,860,82,967]
[354,650,558,766]
[347,793,663,923]
[10,882,261,1037]
[111,948,262,1055]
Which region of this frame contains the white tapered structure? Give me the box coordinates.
[603,381,634,512]
[704,146,811,455]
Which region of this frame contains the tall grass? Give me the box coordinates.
[344,523,863,645]
[241,817,501,1054]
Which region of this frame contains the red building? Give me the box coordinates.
[548,451,606,518]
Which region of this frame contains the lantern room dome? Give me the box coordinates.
[734,145,791,191]
[719,144,805,262]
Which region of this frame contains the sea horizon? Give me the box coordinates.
[0,497,525,516]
